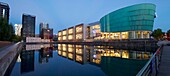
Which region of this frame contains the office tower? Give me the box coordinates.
[39,22,53,39]
[39,22,49,37]
[41,28,53,39]
[21,14,36,37]
[0,2,10,22]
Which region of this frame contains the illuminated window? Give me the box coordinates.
[76,26,82,33]
[58,46,61,50]
[68,44,74,52]
[62,30,67,35]
[68,53,73,59]
[76,49,82,54]
[143,31,150,38]
[122,50,129,58]
[68,35,73,40]
[62,44,67,51]
[92,59,100,64]
[58,32,61,36]
[122,32,128,39]
[76,55,82,62]
[76,34,82,39]
[62,52,67,57]
[68,48,73,52]
[68,29,73,34]
[63,36,66,40]
[58,51,62,55]
[58,37,61,40]
[114,50,121,57]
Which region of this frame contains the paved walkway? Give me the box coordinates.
[158,46,170,76]
[0,41,12,48]
[0,42,22,76]
[0,43,19,60]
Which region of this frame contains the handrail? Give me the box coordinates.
[136,45,163,76]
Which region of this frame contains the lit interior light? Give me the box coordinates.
[93,55,97,58]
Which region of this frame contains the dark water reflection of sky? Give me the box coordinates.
[10,44,156,76]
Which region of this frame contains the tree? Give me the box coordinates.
[0,17,18,41]
[151,28,164,40]
[0,17,9,41]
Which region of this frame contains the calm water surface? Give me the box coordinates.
[9,44,156,76]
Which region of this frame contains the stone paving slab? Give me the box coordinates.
[158,46,170,76]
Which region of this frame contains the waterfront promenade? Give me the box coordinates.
[158,45,170,76]
[0,41,13,49]
[0,42,23,76]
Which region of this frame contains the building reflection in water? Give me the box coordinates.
[20,44,54,74]
[58,44,91,64]
[100,56,149,76]
[57,44,154,76]
[21,45,35,74]
[57,44,153,64]
[39,47,53,64]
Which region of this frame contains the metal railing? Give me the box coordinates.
[136,45,163,76]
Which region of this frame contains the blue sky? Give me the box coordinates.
[1,0,170,34]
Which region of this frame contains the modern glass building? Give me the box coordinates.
[58,3,156,42]
[100,3,156,39]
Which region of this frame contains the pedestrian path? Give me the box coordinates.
[0,43,13,52]
[158,46,170,76]
[0,43,18,60]
[0,42,22,76]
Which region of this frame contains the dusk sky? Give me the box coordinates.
[1,0,170,34]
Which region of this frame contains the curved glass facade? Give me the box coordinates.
[100,3,156,32]
[58,3,157,41]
